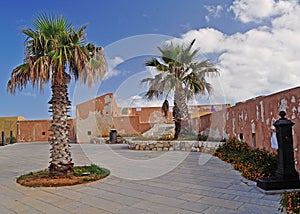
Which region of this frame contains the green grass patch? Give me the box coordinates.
[17,164,110,187]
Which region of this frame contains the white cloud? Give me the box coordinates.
[230,0,298,23]
[117,95,166,108]
[103,56,124,80]
[171,1,300,104]
[204,5,223,22]
[171,28,226,54]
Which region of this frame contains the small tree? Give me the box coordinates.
[7,14,106,177]
[142,39,218,139]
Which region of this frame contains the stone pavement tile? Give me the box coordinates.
[8,200,34,214]
[94,188,141,206]
[136,180,185,191]
[47,188,85,201]
[196,175,238,184]
[199,180,232,189]
[184,187,222,198]
[197,196,243,210]
[260,194,281,202]
[149,179,213,191]
[233,195,279,207]
[117,180,186,197]
[38,192,72,204]
[59,200,111,214]
[179,201,210,213]
[203,206,242,214]
[58,200,91,212]
[147,194,187,207]
[177,193,204,202]
[116,206,154,214]
[249,187,261,192]
[22,189,68,204]
[19,196,70,214]
[101,177,123,185]
[93,183,155,200]
[79,194,126,213]
[187,184,213,191]
[178,209,201,214]
[52,198,77,208]
[73,186,106,196]
[228,184,253,192]
[0,206,23,214]
[74,206,112,214]
[171,169,202,177]
[238,204,281,214]
[211,187,264,199]
[163,176,207,186]
[218,193,239,201]
[0,184,25,198]
[139,186,184,198]
[133,201,183,214]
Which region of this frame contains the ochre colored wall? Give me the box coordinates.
[0,116,24,142]
[76,93,115,143]
[18,119,76,142]
[113,116,152,135]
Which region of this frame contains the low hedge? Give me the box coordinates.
[214,137,277,181]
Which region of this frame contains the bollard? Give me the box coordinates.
[1,131,4,146]
[9,131,13,144]
[257,111,300,192]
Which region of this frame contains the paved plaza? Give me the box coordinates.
[0,142,280,213]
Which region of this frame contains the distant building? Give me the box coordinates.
[0,116,24,143]
[75,93,228,143]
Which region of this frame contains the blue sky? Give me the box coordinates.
[1,0,300,119]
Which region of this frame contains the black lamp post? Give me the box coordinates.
[257,111,300,191]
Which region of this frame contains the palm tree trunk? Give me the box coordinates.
[173,84,189,139]
[49,72,74,177]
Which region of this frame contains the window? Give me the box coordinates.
[87,131,92,135]
[42,132,46,135]
[239,133,244,141]
[252,133,256,148]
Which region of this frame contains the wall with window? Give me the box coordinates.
[197,86,300,154]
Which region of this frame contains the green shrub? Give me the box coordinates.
[197,133,208,141]
[6,136,17,144]
[279,191,300,213]
[214,137,277,181]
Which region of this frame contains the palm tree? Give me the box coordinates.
[7,14,106,177]
[142,39,218,139]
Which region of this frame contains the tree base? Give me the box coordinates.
[49,163,74,178]
[174,119,194,139]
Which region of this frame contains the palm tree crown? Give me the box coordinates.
[8,14,106,93]
[142,39,219,138]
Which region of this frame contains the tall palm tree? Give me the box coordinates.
[7,14,106,177]
[142,39,218,139]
